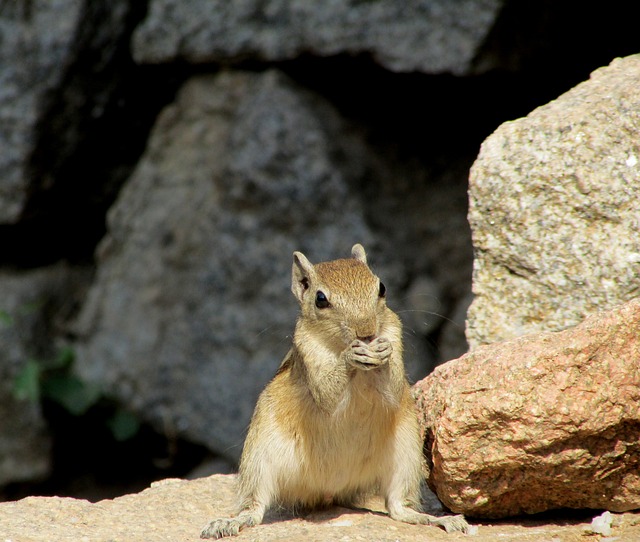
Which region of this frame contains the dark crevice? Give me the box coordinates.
[473,0,640,78]
[0,399,211,502]
[0,1,190,268]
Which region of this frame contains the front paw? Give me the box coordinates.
[347,337,392,370]
[201,518,241,539]
[434,514,472,534]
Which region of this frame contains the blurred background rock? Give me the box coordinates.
[1,0,638,501]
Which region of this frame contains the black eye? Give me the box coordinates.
[378,282,386,298]
[315,291,331,309]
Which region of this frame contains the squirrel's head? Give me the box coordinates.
[291,244,388,344]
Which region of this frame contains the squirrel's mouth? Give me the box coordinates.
[354,360,378,370]
[339,323,379,344]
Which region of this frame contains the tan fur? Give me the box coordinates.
[201,244,469,539]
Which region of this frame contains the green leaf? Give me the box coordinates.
[19,301,43,315]
[0,310,13,326]
[13,359,41,402]
[50,346,75,370]
[42,375,102,416]
[107,409,140,442]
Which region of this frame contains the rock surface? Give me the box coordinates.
[2,474,640,541]
[132,0,503,74]
[414,297,640,518]
[73,70,377,461]
[0,0,83,222]
[0,264,87,485]
[467,54,640,348]
[0,0,132,227]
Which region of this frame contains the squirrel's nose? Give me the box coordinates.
[354,319,377,342]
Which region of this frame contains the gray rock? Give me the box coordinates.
[74,70,377,461]
[132,0,503,75]
[0,0,132,225]
[467,54,640,348]
[0,0,83,222]
[0,264,85,485]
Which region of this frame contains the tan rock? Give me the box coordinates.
[2,474,640,541]
[414,297,640,518]
[467,54,640,349]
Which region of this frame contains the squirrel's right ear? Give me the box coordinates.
[351,243,367,265]
[292,251,315,302]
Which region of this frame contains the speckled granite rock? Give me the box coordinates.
[467,54,640,348]
[414,297,640,518]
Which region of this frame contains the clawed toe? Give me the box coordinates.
[440,514,471,534]
[201,518,240,539]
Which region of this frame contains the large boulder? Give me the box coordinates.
[467,54,640,348]
[414,297,640,518]
[132,0,504,74]
[73,70,377,461]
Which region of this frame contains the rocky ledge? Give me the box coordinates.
[2,474,640,541]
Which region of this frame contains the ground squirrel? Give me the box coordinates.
[201,244,469,538]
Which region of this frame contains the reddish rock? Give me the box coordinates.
[414,297,640,518]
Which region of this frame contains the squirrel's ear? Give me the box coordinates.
[292,251,315,302]
[351,244,367,265]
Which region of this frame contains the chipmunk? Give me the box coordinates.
[201,244,469,538]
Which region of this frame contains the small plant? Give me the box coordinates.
[0,309,12,325]
[13,345,140,442]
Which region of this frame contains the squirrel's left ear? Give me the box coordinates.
[351,244,367,265]
[292,251,315,302]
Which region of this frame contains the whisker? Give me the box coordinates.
[395,309,460,328]
[256,325,277,337]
